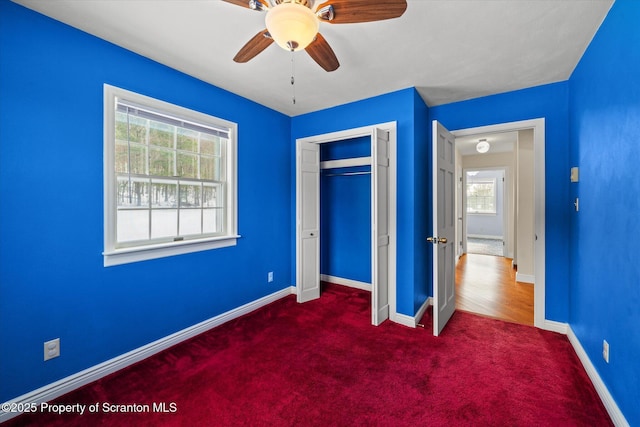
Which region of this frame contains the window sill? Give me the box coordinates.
[103,235,240,267]
[467,212,497,216]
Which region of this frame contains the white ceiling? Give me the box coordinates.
[13,0,613,117]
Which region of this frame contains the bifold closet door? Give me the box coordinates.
[296,141,320,303]
[372,128,390,325]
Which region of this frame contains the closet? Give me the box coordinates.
[295,123,394,326]
[319,137,372,289]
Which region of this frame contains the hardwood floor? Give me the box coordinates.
[456,253,534,326]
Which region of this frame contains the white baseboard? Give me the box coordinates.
[515,272,535,284]
[467,234,503,240]
[541,319,568,334]
[567,327,629,427]
[320,274,371,291]
[394,297,432,328]
[0,286,295,423]
[393,312,416,328]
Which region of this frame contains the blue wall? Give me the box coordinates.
[292,88,431,316]
[430,82,571,322]
[0,1,291,401]
[569,0,640,424]
[320,138,371,283]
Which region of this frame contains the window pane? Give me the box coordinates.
[180,209,202,236]
[177,128,198,152]
[115,111,128,141]
[203,208,224,234]
[203,184,222,207]
[151,209,177,239]
[151,181,178,208]
[117,177,149,208]
[115,142,129,174]
[177,153,197,178]
[200,134,220,156]
[129,144,147,175]
[116,112,147,144]
[180,183,201,207]
[149,120,174,148]
[117,210,149,242]
[466,179,496,213]
[200,156,215,180]
[215,156,225,181]
[149,148,174,176]
[115,140,146,175]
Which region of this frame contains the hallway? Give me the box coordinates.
[455,253,534,326]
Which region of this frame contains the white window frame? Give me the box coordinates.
[103,84,238,266]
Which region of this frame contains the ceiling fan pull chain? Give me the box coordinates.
[291,50,296,105]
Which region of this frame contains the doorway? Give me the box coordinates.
[295,122,397,326]
[451,118,545,328]
[465,168,506,257]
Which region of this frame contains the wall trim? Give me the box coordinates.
[515,272,535,284]
[393,297,432,328]
[320,274,371,291]
[541,319,568,334]
[0,286,295,423]
[567,327,629,427]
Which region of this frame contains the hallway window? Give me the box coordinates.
[466,175,496,214]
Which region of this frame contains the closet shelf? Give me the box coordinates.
[320,156,371,170]
[323,171,371,177]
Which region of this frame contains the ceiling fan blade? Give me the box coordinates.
[221,0,267,10]
[233,30,274,63]
[316,0,407,24]
[305,33,339,72]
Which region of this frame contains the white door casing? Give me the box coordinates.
[296,140,320,303]
[451,118,546,329]
[432,121,457,336]
[372,128,390,325]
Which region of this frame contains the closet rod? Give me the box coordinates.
[323,171,371,177]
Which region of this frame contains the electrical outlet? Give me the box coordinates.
[44,338,60,361]
[602,340,609,363]
[268,271,274,283]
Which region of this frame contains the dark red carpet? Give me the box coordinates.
[5,284,611,426]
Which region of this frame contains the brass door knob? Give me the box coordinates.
[427,237,447,244]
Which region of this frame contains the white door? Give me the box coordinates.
[431,121,456,336]
[371,128,390,325]
[296,140,320,303]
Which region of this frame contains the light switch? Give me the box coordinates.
[570,167,579,182]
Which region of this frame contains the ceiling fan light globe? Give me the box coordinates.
[265,2,319,51]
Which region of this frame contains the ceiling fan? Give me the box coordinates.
[223,0,408,72]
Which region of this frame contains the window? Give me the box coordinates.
[466,176,496,214]
[103,85,238,266]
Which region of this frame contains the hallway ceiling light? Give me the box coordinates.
[476,139,490,154]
